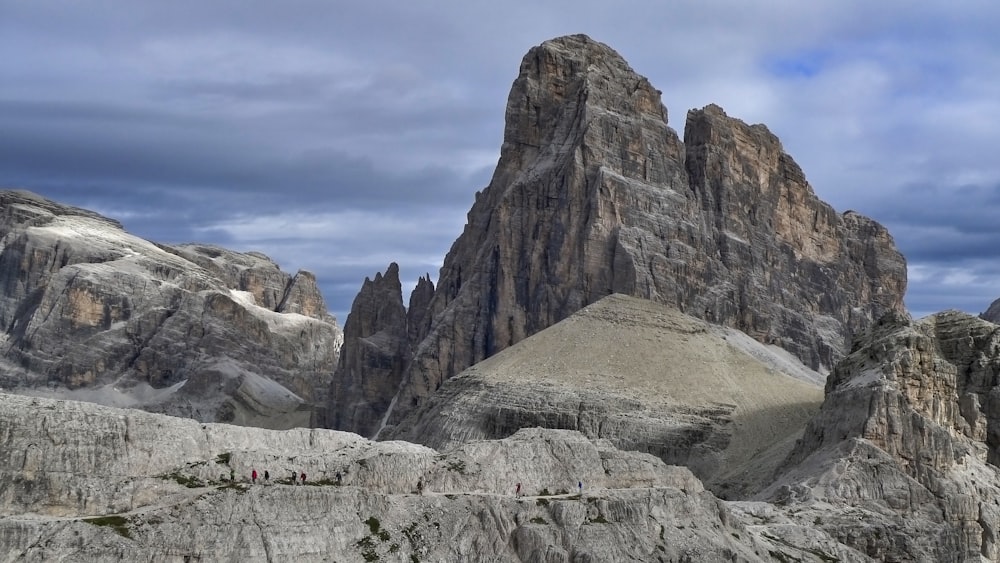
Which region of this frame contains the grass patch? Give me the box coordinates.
[445,459,467,474]
[215,452,231,465]
[536,498,549,506]
[161,472,205,488]
[588,515,608,524]
[356,535,378,562]
[82,515,131,539]
[217,481,249,494]
[305,478,337,486]
[365,516,382,535]
[529,517,547,524]
[538,488,551,496]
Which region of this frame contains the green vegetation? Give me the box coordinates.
[305,478,337,486]
[536,498,549,506]
[445,459,467,474]
[161,472,205,488]
[529,517,547,524]
[588,514,608,524]
[356,536,379,561]
[365,516,382,534]
[82,515,131,539]
[217,481,249,494]
[215,452,231,465]
[538,488,551,496]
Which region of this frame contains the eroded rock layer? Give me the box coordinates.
[0,392,871,562]
[333,34,906,436]
[765,310,1000,562]
[0,190,342,427]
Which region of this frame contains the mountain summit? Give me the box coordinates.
[331,34,907,436]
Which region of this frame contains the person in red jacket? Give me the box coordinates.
[300,471,306,484]
[252,469,257,484]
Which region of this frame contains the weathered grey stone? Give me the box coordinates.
[328,263,409,437]
[0,392,846,562]
[767,310,1000,562]
[0,190,342,428]
[330,34,906,439]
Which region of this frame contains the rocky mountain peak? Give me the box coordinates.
[330,35,907,437]
[327,263,409,436]
[0,189,342,427]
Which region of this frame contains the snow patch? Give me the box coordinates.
[227,289,317,332]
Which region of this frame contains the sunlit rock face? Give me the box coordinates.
[1,392,828,563]
[331,34,906,436]
[0,189,342,427]
[766,310,1000,562]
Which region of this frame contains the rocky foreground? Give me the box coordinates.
[5,307,1000,561]
[0,392,859,563]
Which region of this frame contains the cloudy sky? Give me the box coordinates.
[2,1,998,322]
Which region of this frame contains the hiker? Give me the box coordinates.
[264,470,270,483]
[252,469,257,484]
[417,480,423,495]
[292,470,297,484]
[515,482,521,498]
[336,471,342,485]
[578,481,583,494]
[300,471,307,484]
[230,469,235,482]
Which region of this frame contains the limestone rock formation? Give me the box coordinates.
[331,34,906,437]
[980,297,1000,324]
[328,263,409,436]
[0,189,342,427]
[764,310,1000,561]
[388,293,824,498]
[0,392,872,562]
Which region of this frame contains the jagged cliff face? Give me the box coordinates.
[333,34,906,436]
[2,392,863,562]
[766,310,1000,561]
[327,263,411,436]
[0,190,342,427]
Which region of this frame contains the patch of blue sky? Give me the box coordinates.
[763,49,830,79]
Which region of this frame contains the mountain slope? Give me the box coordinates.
[389,293,824,498]
[0,189,341,427]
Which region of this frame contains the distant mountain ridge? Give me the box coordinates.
[331,34,907,437]
[0,189,342,427]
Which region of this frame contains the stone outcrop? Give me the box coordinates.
[330,34,906,437]
[388,293,824,498]
[980,297,1000,324]
[328,263,410,436]
[764,310,1000,561]
[0,190,342,428]
[0,392,873,562]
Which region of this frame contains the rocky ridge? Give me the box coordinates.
[0,392,872,562]
[760,310,1000,561]
[332,34,906,437]
[0,190,342,427]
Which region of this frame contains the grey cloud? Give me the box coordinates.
[4,0,1000,321]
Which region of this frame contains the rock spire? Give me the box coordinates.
[330,34,906,436]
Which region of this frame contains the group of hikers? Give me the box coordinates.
[241,468,307,485]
